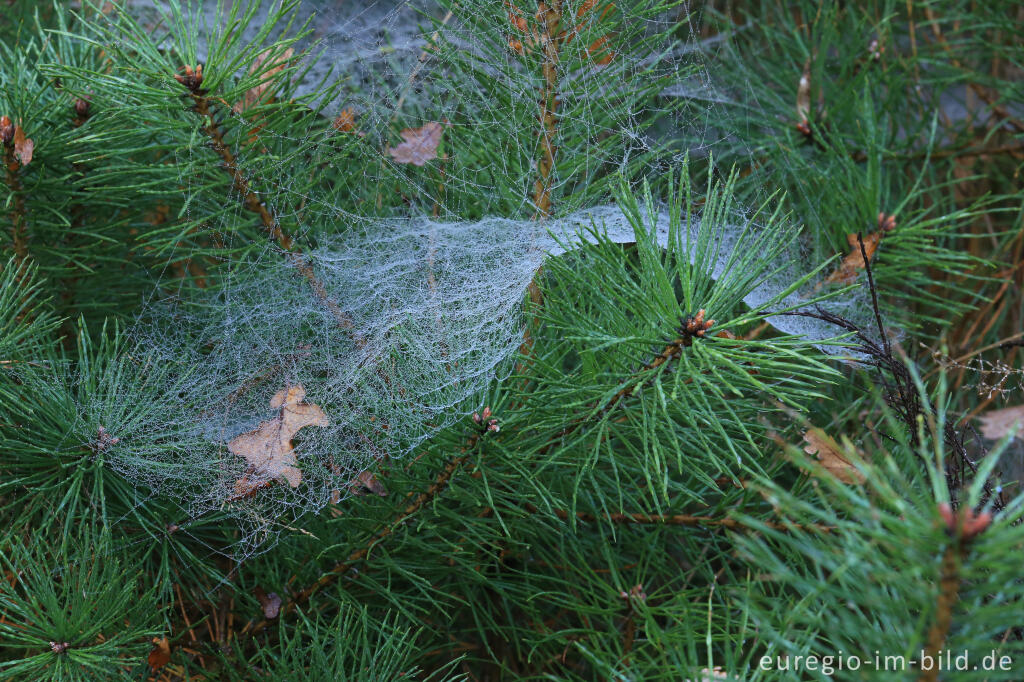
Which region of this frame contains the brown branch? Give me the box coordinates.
[919,542,963,682]
[2,126,28,269]
[525,503,833,533]
[176,70,355,336]
[533,0,562,219]
[243,432,482,636]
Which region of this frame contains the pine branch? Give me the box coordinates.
[533,0,562,219]
[175,65,356,336]
[920,504,993,682]
[524,503,834,533]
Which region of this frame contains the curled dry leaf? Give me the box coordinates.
[801,428,865,484]
[147,637,171,670]
[254,586,283,619]
[12,125,33,167]
[228,384,328,496]
[234,47,294,114]
[978,405,1024,441]
[388,121,444,166]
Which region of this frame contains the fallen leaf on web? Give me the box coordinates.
[13,125,33,167]
[147,637,171,670]
[332,107,357,133]
[228,384,328,495]
[978,405,1024,440]
[387,122,445,166]
[234,47,294,114]
[801,428,865,484]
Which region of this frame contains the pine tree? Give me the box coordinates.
[1,0,1022,679]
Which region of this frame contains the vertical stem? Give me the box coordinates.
[3,142,28,269]
[532,0,562,220]
[919,541,963,682]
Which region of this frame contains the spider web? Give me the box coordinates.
[98,0,870,557]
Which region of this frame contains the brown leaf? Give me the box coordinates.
[822,215,896,286]
[387,122,444,166]
[228,384,328,495]
[801,428,865,484]
[13,126,33,167]
[147,637,171,670]
[978,405,1024,441]
[332,107,357,133]
[349,469,388,497]
[234,47,294,114]
[254,587,282,619]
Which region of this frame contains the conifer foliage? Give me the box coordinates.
[1,1,1022,679]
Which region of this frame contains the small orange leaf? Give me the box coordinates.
[147,637,171,670]
[387,121,445,166]
[801,428,865,484]
[12,126,33,167]
[822,215,896,286]
[332,107,357,133]
[228,384,328,495]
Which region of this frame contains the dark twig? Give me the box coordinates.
[780,245,1005,511]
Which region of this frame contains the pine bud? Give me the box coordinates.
[174,64,205,91]
[73,97,91,119]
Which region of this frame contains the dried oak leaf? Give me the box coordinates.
[978,405,1024,441]
[13,125,33,167]
[228,384,328,495]
[388,121,444,166]
[147,637,171,670]
[801,428,865,484]
[234,47,294,114]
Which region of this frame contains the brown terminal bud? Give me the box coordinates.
[73,97,91,119]
[0,116,13,145]
[174,64,205,91]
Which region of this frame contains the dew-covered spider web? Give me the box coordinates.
[93,0,877,557]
